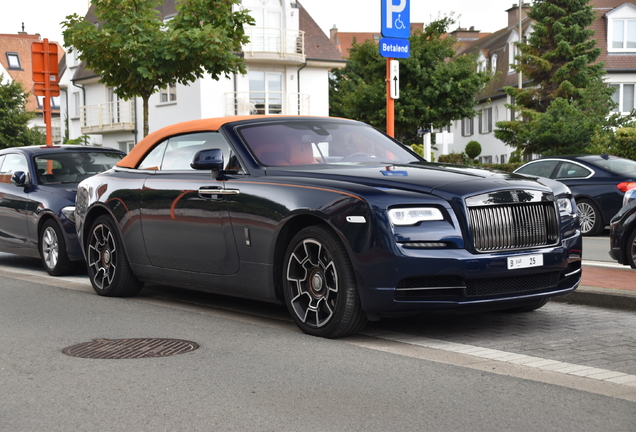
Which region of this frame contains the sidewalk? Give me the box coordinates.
[552,261,636,311]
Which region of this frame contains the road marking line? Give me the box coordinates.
[362,328,636,388]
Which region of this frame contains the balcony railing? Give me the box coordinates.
[80,101,135,134]
[226,92,310,116]
[243,27,305,61]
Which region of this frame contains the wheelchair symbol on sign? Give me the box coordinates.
[394,14,406,30]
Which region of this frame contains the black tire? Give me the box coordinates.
[86,215,143,297]
[576,199,604,236]
[283,225,368,338]
[627,227,636,269]
[502,297,549,313]
[39,219,74,276]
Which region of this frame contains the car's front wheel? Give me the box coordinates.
[39,219,73,276]
[627,227,636,269]
[576,199,604,236]
[87,215,143,297]
[283,225,367,338]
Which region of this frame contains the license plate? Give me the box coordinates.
[507,254,543,270]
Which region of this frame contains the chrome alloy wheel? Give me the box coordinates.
[286,238,339,328]
[577,201,597,234]
[41,226,59,270]
[88,223,118,290]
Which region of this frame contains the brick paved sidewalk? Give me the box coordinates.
[581,265,636,292]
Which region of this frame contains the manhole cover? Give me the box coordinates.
[62,338,199,359]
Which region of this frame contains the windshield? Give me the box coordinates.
[237,120,421,166]
[35,151,124,184]
[588,157,636,176]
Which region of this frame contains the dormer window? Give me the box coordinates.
[6,52,21,69]
[491,54,498,75]
[476,52,487,73]
[607,3,636,52]
[507,31,519,73]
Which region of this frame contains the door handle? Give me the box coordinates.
[198,187,240,197]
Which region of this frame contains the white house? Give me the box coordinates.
[65,0,345,152]
[443,1,636,164]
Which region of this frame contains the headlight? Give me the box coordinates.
[61,206,76,223]
[557,197,573,215]
[388,207,444,226]
[624,188,636,207]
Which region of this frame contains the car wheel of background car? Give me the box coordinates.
[576,199,604,236]
[627,227,636,269]
[87,215,143,297]
[39,219,73,276]
[283,225,368,338]
[502,297,550,313]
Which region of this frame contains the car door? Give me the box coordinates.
[138,132,240,275]
[0,153,33,250]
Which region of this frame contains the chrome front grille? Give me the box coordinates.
[467,190,560,252]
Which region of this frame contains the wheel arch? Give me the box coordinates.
[81,205,115,251]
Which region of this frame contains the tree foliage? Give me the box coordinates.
[62,0,254,136]
[329,18,491,145]
[0,76,45,148]
[495,0,633,156]
[465,140,482,159]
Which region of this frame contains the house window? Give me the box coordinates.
[500,154,507,164]
[607,4,636,52]
[461,117,474,137]
[249,70,283,115]
[612,19,636,49]
[491,54,498,75]
[477,53,487,73]
[36,96,60,109]
[480,155,493,164]
[119,141,135,153]
[610,83,636,113]
[479,108,492,134]
[73,92,80,118]
[6,52,21,69]
[160,84,177,103]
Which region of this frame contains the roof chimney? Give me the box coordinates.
[507,3,531,29]
[330,25,339,45]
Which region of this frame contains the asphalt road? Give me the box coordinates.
[582,229,614,263]
[0,252,635,431]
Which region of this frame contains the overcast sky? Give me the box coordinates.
[0,0,519,47]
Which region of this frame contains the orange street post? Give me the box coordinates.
[380,0,410,138]
[32,38,60,147]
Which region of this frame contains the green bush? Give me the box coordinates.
[614,127,636,160]
[437,152,470,165]
[481,162,525,173]
[465,140,482,159]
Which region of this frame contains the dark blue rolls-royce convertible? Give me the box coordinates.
[74,116,582,338]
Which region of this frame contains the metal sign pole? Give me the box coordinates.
[386,58,394,137]
[43,39,52,147]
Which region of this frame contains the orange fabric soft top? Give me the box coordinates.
[116,115,277,169]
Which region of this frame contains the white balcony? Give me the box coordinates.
[226,92,310,116]
[243,27,305,64]
[80,101,136,134]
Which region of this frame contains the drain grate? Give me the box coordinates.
[62,338,199,359]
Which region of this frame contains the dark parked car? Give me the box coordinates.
[0,145,125,275]
[75,116,582,338]
[514,155,636,236]
[609,188,636,268]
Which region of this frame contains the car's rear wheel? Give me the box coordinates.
[627,227,636,269]
[576,199,604,236]
[283,225,367,338]
[87,215,143,297]
[39,219,73,276]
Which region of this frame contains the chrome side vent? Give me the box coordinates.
[466,190,560,252]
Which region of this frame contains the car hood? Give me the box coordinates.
[267,162,554,198]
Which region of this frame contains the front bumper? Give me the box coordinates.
[357,233,582,315]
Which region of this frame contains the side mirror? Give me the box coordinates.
[191,149,224,178]
[11,171,29,187]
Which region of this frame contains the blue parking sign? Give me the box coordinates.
[381,0,410,39]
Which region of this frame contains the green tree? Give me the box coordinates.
[465,140,482,160]
[330,18,491,144]
[62,0,253,137]
[495,0,632,156]
[0,76,45,148]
